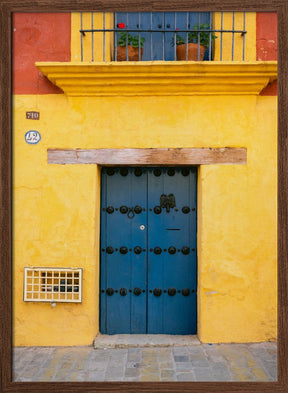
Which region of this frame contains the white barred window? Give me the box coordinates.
[23,267,83,303]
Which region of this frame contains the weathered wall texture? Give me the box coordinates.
[13,13,71,94]
[13,93,277,345]
[13,12,277,346]
[256,12,277,61]
[257,12,277,96]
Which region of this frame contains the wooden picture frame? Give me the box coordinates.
[1,0,287,392]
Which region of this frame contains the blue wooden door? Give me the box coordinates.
[115,12,211,61]
[100,167,197,334]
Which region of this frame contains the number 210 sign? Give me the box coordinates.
[25,130,41,145]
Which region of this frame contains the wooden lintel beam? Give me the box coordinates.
[47,148,247,165]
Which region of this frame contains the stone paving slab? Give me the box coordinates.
[13,341,277,382]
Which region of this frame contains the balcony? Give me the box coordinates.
[36,11,277,97]
[76,12,250,62]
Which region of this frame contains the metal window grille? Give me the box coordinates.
[79,11,247,62]
[23,267,83,303]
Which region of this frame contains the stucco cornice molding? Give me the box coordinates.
[36,61,277,97]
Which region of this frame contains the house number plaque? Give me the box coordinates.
[26,111,40,120]
[25,130,41,145]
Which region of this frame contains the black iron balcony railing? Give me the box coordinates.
[79,12,247,62]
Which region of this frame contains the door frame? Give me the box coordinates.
[47,147,247,338]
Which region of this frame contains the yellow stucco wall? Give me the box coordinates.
[71,12,114,62]
[214,12,256,61]
[13,91,277,345]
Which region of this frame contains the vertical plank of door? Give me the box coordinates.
[162,168,197,334]
[100,173,107,333]
[189,168,198,333]
[147,167,198,334]
[147,168,165,333]
[130,168,148,333]
[102,169,131,333]
[163,169,187,333]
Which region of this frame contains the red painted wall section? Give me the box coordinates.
[256,12,277,61]
[260,80,277,96]
[13,13,71,94]
[257,12,277,96]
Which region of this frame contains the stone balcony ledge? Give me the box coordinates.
[36,61,277,97]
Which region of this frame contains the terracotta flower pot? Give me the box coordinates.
[176,43,206,61]
[116,46,143,61]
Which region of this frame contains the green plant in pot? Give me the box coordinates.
[116,23,145,61]
[172,23,217,61]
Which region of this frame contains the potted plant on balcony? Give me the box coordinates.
[116,23,145,61]
[172,23,217,61]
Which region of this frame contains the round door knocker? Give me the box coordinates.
[181,246,190,255]
[168,246,176,255]
[106,246,114,254]
[134,287,142,296]
[120,168,128,176]
[153,288,162,297]
[134,168,143,177]
[154,206,162,214]
[120,246,128,254]
[168,287,176,296]
[167,168,175,176]
[106,288,114,296]
[182,288,190,296]
[106,206,114,214]
[120,205,128,214]
[181,168,190,176]
[153,169,161,177]
[106,168,115,176]
[120,288,127,296]
[134,246,142,254]
[154,247,162,255]
[134,205,142,214]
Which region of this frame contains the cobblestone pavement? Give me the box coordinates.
[13,342,277,382]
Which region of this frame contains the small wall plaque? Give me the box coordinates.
[26,111,40,120]
[25,130,41,145]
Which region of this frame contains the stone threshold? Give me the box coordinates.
[93,334,201,349]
